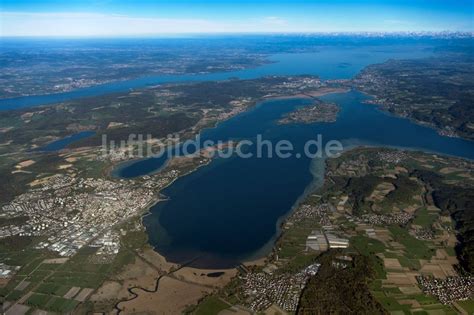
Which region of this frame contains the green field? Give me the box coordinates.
[24,292,79,312]
[47,297,79,313]
[35,283,71,296]
[5,289,24,301]
[26,293,52,308]
[414,294,439,305]
[37,263,61,271]
[456,299,474,314]
[413,207,438,228]
[277,220,317,258]
[376,295,411,312]
[350,235,386,255]
[388,226,434,259]
[397,255,421,270]
[194,296,229,315]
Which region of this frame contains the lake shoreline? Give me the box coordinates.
[137,89,473,268]
[115,89,353,269]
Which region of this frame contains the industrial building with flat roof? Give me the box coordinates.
[305,228,349,251]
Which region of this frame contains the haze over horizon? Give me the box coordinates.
[1,0,473,37]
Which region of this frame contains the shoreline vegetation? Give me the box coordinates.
[0,75,330,202]
[353,55,474,141]
[98,51,473,312]
[262,87,351,101]
[102,88,351,312]
[358,89,474,143]
[110,86,350,175]
[110,87,352,251]
[110,126,473,313]
[184,147,473,314]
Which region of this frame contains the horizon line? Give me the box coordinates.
[2,31,473,39]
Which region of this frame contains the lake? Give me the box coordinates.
[35,131,95,152]
[142,91,474,268]
[0,45,430,111]
[3,42,472,268]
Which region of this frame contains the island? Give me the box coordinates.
[277,100,340,124]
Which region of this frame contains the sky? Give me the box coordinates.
[1,0,473,36]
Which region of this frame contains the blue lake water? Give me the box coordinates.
[142,91,474,268]
[35,131,95,152]
[111,46,432,178]
[3,42,472,268]
[0,45,430,111]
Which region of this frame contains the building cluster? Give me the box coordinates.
[354,64,466,140]
[417,275,474,305]
[99,147,132,161]
[414,228,435,240]
[287,203,332,225]
[377,151,408,164]
[362,96,398,111]
[279,77,322,91]
[89,230,121,263]
[216,98,253,121]
[0,224,26,239]
[261,76,323,98]
[141,170,179,190]
[241,263,320,312]
[53,78,106,93]
[306,227,349,252]
[332,255,353,269]
[360,212,413,226]
[353,71,399,111]
[328,156,372,177]
[438,126,459,138]
[0,173,171,257]
[0,263,20,279]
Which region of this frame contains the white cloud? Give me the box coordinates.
[0,12,223,36]
[2,11,453,36]
[0,12,304,36]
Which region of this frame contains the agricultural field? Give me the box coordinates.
[193,148,474,314]
[0,219,143,314]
